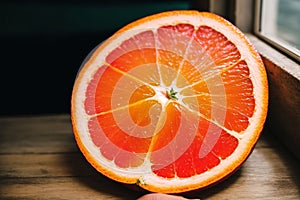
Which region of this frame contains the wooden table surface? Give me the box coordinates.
[0,114,299,199]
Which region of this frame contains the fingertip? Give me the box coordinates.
[137,193,200,200]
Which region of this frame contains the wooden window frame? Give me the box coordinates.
[197,0,300,158]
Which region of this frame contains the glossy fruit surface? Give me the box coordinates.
[71,10,268,193]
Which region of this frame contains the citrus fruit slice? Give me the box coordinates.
[71,10,268,193]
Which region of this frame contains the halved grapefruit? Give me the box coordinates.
[71,10,268,193]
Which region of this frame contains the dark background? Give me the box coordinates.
[0,0,206,116]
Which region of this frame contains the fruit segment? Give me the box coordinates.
[151,109,238,178]
[194,26,241,70]
[88,115,149,168]
[106,30,156,64]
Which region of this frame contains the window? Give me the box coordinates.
[254,0,300,62]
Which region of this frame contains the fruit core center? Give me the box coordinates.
[167,88,178,100]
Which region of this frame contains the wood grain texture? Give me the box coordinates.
[0,114,299,200]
